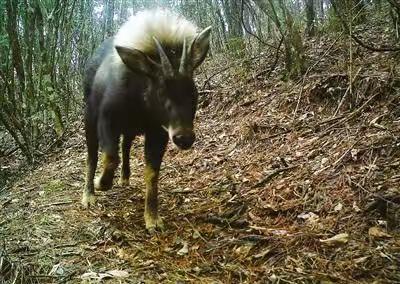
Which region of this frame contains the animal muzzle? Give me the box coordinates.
[173,132,195,150]
[167,127,195,150]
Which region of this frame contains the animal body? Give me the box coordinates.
[82,9,211,231]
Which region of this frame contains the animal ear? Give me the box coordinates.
[190,26,211,70]
[115,46,156,77]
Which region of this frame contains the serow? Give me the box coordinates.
[82,9,211,231]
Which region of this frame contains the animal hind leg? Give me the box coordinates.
[82,117,98,208]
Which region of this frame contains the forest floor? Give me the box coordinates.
[1,34,400,283]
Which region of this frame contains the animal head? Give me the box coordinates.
[114,10,211,150]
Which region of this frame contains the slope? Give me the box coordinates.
[1,35,400,283]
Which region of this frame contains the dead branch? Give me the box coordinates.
[333,67,363,116]
[319,92,381,138]
[39,201,73,208]
[252,165,298,188]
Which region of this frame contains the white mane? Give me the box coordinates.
[114,9,198,53]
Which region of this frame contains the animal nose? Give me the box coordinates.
[172,133,195,150]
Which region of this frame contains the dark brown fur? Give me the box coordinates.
[82,33,208,230]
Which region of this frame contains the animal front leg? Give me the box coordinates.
[119,135,134,186]
[144,165,163,231]
[83,155,97,207]
[144,130,168,232]
[95,112,120,192]
[82,115,98,208]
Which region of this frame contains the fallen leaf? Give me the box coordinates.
[106,270,129,278]
[368,227,392,239]
[116,248,130,260]
[268,229,289,236]
[352,202,361,212]
[377,220,387,226]
[192,230,201,239]
[320,233,349,246]
[81,270,129,280]
[334,202,343,212]
[140,260,154,267]
[48,263,64,276]
[297,212,319,224]
[177,241,189,255]
[354,256,369,264]
[81,272,99,280]
[234,245,252,256]
[321,157,329,166]
[351,149,359,161]
[252,248,272,259]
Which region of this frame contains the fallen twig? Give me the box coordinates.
[333,67,362,116]
[40,201,73,208]
[319,92,381,138]
[260,129,291,141]
[252,165,298,188]
[201,214,249,228]
[1,147,18,157]
[332,138,363,168]
[170,188,193,194]
[369,115,388,131]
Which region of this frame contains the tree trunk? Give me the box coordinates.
[104,0,115,38]
[319,0,325,24]
[305,0,316,37]
[5,0,25,98]
[388,0,400,39]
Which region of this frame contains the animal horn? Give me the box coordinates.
[179,38,190,76]
[153,37,174,77]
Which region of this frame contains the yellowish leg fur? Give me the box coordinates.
[119,176,130,186]
[144,165,164,231]
[82,157,96,208]
[81,191,96,208]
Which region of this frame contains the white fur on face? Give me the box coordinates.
[162,125,175,141]
[163,124,185,149]
[114,9,198,54]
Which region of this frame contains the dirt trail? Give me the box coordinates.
[1,61,400,283]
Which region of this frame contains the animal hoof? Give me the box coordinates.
[145,214,164,233]
[119,177,130,187]
[94,176,112,191]
[81,193,96,208]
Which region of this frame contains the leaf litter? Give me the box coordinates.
[1,34,400,283]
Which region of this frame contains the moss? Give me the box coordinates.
[43,179,65,193]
